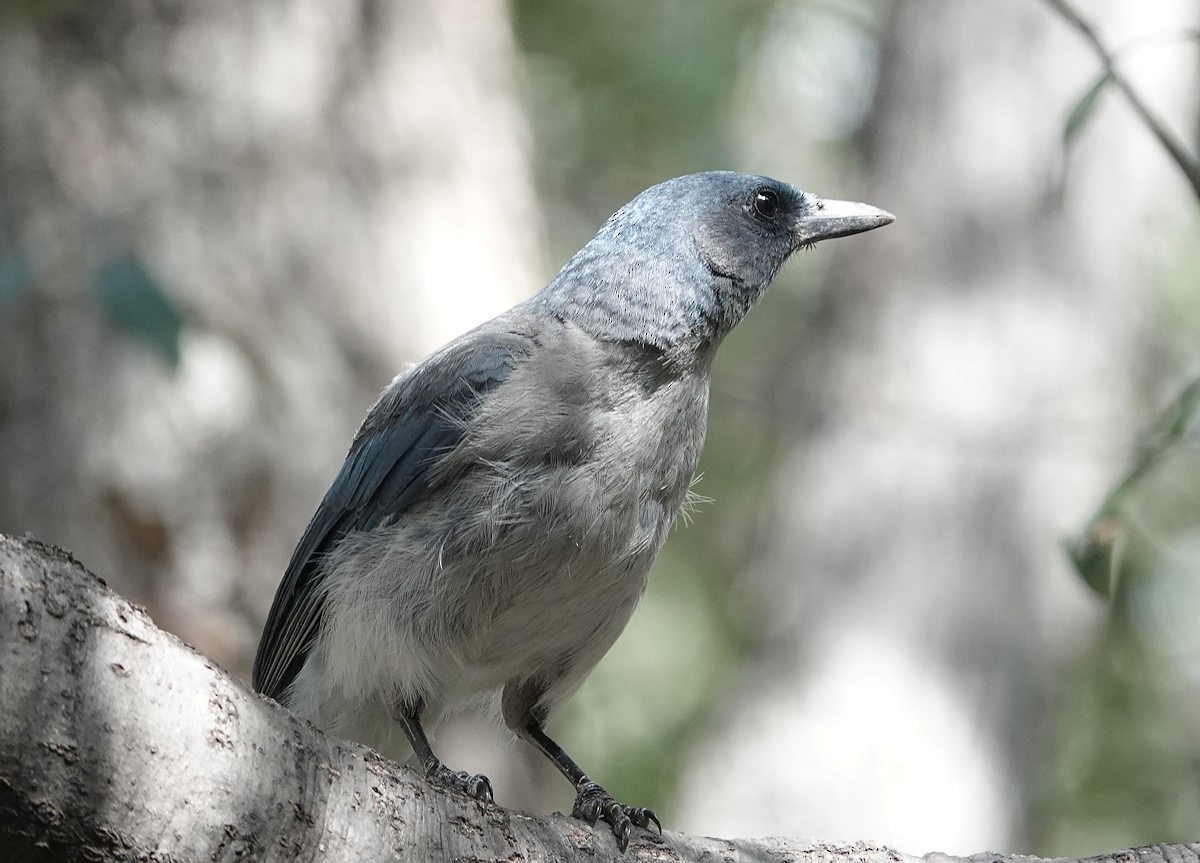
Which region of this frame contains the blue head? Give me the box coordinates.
[528,171,893,354]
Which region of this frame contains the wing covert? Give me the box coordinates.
[251,332,528,700]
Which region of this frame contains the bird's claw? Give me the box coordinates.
[426,763,494,803]
[572,779,660,851]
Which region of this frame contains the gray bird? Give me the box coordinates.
[252,171,893,850]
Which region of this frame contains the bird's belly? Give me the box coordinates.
[451,462,677,694]
[438,368,710,703]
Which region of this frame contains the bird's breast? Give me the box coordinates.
[426,326,711,678]
[445,325,710,561]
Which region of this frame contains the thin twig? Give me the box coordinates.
[1043,0,1200,201]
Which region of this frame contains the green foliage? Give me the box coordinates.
[1035,621,1200,856]
[1066,375,1200,596]
[0,248,33,303]
[0,0,89,30]
[1062,69,1112,148]
[1052,97,1200,851]
[510,0,777,253]
[95,255,185,367]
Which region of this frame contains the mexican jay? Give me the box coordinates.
[252,171,893,850]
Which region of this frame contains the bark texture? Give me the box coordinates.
[2,533,1198,863]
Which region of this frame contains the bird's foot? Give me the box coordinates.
[572,778,661,851]
[424,761,493,802]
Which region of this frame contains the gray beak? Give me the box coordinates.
[794,198,895,245]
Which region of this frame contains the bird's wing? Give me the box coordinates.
[251,327,531,700]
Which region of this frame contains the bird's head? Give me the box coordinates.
[534,171,893,353]
[685,172,893,304]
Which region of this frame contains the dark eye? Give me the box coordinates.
[751,187,780,220]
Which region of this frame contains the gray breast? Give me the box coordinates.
[427,321,711,676]
[441,321,709,560]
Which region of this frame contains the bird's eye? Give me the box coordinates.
[751,187,780,220]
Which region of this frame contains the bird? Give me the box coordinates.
[252,171,893,851]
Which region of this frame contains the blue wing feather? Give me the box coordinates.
[252,331,527,700]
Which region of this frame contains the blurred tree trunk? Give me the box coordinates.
[678,0,1198,852]
[0,0,539,689]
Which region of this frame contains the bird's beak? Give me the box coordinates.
[794,198,895,246]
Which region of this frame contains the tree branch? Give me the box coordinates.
[0,532,1197,862]
[1043,0,1200,200]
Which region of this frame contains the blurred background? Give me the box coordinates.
[1,0,1198,855]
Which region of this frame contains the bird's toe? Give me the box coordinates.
[463,772,494,802]
[426,764,494,803]
[630,806,661,833]
[571,779,657,851]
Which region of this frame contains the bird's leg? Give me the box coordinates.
[523,719,661,851]
[393,699,493,802]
